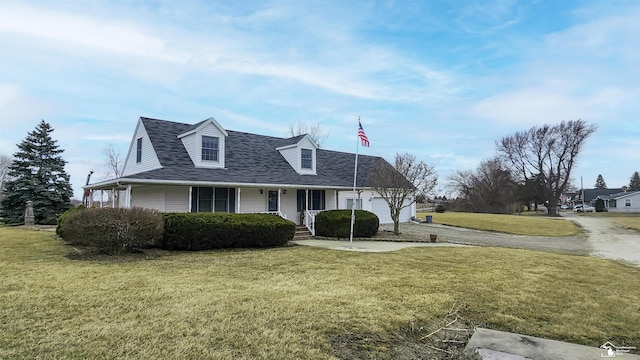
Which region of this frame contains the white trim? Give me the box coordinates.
[177,117,228,138]
[86,178,360,191]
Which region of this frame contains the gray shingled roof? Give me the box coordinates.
[122,117,386,188]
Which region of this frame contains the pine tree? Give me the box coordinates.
[0,120,73,224]
[594,174,607,189]
[629,171,640,191]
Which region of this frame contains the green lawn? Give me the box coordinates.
[1,226,639,359]
[417,211,581,236]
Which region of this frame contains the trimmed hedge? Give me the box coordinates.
[161,213,296,250]
[59,207,163,255]
[435,204,446,213]
[56,205,86,237]
[315,210,379,238]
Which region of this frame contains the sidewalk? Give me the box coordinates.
[292,239,469,252]
[466,328,640,360]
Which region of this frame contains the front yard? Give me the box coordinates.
[1,226,639,359]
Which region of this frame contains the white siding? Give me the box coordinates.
[609,192,640,213]
[182,122,226,169]
[165,186,189,212]
[122,121,162,176]
[276,136,317,175]
[239,188,266,213]
[180,133,197,165]
[280,191,297,221]
[129,185,189,212]
[130,186,165,210]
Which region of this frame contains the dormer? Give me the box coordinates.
[178,117,228,169]
[277,135,318,175]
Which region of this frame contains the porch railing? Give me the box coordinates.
[304,210,322,236]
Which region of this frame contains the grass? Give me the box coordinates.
[417,211,581,237]
[585,212,640,231]
[2,226,639,359]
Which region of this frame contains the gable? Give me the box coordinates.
[277,135,318,175]
[122,119,162,177]
[180,120,227,169]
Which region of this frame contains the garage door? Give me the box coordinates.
[371,198,411,224]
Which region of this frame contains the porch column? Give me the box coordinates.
[305,189,309,211]
[126,184,132,208]
[100,190,104,208]
[237,188,241,213]
[188,186,192,212]
[111,187,116,208]
[278,189,282,213]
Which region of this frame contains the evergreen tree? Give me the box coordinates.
[0,120,73,224]
[594,174,607,189]
[630,171,640,191]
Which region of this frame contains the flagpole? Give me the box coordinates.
[349,117,361,249]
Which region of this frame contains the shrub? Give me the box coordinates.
[60,207,163,255]
[315,210,379,238]
[56,205,86,237]
[161,213,295,250]
[435,204,446,213]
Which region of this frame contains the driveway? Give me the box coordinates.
[562,213,640,266]
[297,215,640,267]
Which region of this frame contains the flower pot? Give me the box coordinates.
[429,234,437,242]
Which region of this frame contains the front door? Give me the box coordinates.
[268,190,278,212]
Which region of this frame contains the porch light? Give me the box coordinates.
[260,189,263,194]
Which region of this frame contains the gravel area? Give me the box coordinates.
[375,214,640,266]
[376,222,592,256]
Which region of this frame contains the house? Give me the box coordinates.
[596,191,640,213]
[572,188,625,206]
[85,117,416,232]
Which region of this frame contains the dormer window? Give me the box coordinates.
[301,148,312,169]
[202,136,219,161]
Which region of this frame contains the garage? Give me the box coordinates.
[371,198,412,224]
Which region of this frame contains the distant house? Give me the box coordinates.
[596,191,640,213]
[574,188,625,205]
[85,117,416,232]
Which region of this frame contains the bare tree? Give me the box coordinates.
[103,143,123,179]
[497,119,597,216]
[289,121,329,148]
[369,153,438,234]
[100,144,124,207]
[0,154,12,205]
[448,158,517,214]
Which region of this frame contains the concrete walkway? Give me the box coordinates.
[292,239,470,252]
[466,328,639,360]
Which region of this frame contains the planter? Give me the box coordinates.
[429,234,437,243]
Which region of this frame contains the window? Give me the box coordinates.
[202,136,219,161]
[297,190,306,212]
[346,198,363,210]
[625,199,631,207]
[310,190,325,210]
[301,148,312,169]
[136,138,142,163]
[191,187,235,212]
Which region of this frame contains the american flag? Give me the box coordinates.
[358,121,370,147]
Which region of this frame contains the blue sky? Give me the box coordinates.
[1,0,639,199]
